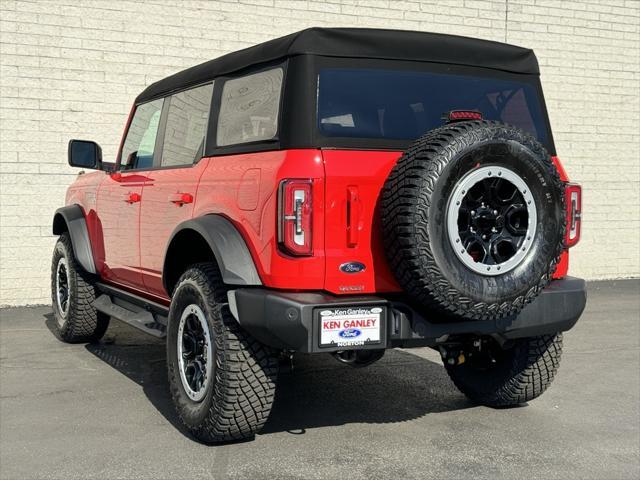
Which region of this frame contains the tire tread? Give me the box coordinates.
[51,233,109,343]
[167,263,279,443]
[446,334,563,406]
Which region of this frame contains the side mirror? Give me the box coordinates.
[68,139,102,170]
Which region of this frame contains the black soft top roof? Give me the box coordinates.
[136,27,539,103]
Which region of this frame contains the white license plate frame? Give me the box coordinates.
[318,306,384,348]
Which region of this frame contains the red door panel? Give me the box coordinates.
[96,172,148,288]
[139,162,207,297]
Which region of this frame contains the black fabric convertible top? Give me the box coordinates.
[136,27,539,103]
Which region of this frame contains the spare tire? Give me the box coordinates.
[381,121,565,320]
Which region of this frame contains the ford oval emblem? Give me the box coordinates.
[339,328,361,339]
[340,262,366,274]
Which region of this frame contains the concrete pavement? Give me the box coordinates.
[0,280,638,479]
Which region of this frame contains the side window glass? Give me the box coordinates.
[160,83,214,168]
[120,98,164,170]
[216,68,283,146]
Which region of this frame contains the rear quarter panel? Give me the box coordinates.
[193,149,326,289]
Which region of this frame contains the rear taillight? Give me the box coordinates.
[565,183,582,248]
[278,179,313,256]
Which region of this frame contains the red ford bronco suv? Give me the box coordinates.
[52,28,586,442]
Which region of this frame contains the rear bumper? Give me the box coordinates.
[228,276,587,353]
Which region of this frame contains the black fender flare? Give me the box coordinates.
[163,215,262,291]
[52,205,96,274]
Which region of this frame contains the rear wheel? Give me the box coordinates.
[167,262,279,443]
[50,233,109,343]
[444,334,563,406]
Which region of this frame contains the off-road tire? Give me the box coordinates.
[445,334,563,406]
[167,262,279,443]
[50,232,109,343]
[381,120,565,320]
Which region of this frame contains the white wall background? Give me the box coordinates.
[1,0,638,306]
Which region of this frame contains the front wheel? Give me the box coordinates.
[167,262,279,443]
[50,233,109,343]
[444,334,563,407]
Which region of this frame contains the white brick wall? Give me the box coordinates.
[0,0,638,306]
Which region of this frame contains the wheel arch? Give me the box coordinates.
[162,215,262,296]
[52,205,96,274]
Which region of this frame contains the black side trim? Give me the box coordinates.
[52,205,96,274]
[94,282,168,338]
[164,215,262,290]
[94,295,166,338]
[96,282,169,318]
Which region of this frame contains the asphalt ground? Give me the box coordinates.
[0,280,638,479]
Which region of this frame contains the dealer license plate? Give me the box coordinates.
[319,306,382,347]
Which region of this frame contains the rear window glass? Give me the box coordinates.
[317,68,550,149]
[216,68,283,147]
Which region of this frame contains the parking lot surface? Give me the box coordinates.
[1,280,638,479]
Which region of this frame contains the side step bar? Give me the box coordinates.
[94,283,169,338]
